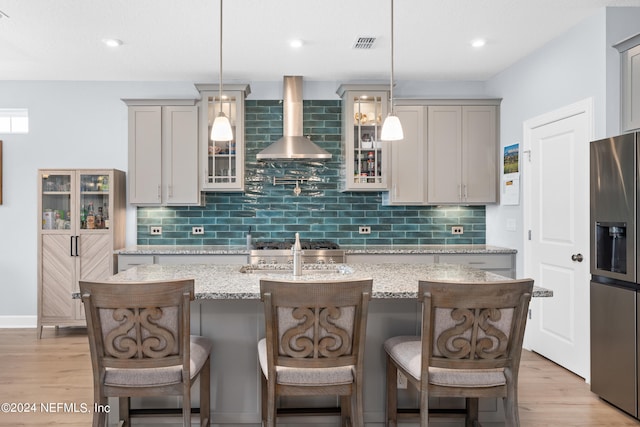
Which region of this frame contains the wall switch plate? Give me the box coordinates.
[451,226,464,235]
[150,226,162,235]
[397,370,408,389]
[359,226,371,235]
[192,226,204,235]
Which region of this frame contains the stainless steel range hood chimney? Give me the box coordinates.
[256,76,332,160]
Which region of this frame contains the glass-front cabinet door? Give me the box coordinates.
[195,84,250,192]
[40,171,73,232]
[337,85,390,191]
[78,172,111,230]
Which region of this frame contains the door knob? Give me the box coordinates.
[571,253,584,262]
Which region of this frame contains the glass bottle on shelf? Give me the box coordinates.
[103,204,110,229]
[86,203,95,230]
[80,204,86,229]
[96,206,103,229]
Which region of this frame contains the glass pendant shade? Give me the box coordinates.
[211,112,233,141]
[381,114,404,141]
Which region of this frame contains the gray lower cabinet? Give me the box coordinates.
[346,252,515,278]
[117,253,248,272]
[437,253,516,278]
[346,253,436,264]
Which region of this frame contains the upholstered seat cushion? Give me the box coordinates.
[258,338,354,386]
[104,335,213,387]
[384,336,506,388]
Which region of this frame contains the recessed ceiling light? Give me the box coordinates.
[471,39,486,48]
[290,39,303,48]
[102,38,123,47]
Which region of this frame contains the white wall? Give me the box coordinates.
[0,82,198,318]
[484,7,640,275]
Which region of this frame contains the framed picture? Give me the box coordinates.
[0,140,3,205]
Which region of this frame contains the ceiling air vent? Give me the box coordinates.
[353,36,376,49]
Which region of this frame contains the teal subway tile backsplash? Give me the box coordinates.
[137,100,486,246]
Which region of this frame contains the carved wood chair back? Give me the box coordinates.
[385,279,533,427]
[259,278,373,427]
[80,279,211,427]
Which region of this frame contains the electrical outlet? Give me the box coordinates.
[359,226,371,235]
[192,226,204,235]
[451,226,464,235]
[150,226,162,235]
[397,370,408,389]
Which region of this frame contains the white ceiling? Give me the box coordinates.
[1,0,640,83]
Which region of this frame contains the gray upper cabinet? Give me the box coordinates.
[382,105,428,205]
[383,100,499,205]
[427,104,499,204]
[125,99,200,206]
[616,34,640,132]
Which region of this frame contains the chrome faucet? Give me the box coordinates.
[292,232,303,276]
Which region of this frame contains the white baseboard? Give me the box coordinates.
[0,315,37,328]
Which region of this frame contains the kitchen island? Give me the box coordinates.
[101,262,549,426]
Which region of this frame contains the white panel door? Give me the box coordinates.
[524,100,591,380]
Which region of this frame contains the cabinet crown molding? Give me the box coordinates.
[121,99,197,106]
[395,98,502,106]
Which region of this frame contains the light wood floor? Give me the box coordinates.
[0,328,638,426]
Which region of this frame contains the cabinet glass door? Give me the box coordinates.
[206,94,239,185]
[41,172,72,231]
[353,95,384,185]
[79,172,110,230]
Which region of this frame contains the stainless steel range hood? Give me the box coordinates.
[256,76,332,160]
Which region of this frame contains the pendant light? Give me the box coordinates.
[380,0,404,141]
[211,0,233,141]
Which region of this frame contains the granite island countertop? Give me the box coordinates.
[115,244,516,256]
[105,263,551,299]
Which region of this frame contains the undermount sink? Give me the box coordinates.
[239,264,353,275]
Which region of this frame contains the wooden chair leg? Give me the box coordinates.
[354,383,365,427]
[260,371,267,426]
[340,394,350,427]
[94,395,107,427]
[504,386,520,427]
[200,356,211,426]
[466,397,479,427]
[183,384,192,427]
[265,375,276,427]
[386,354,398,427]
[118,397,130,427]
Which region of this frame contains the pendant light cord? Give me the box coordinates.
[218,0,223,113]
[389,0,395,116]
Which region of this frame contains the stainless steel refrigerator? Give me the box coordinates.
[590,131,640,418]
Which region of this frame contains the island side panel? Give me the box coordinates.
[199,299,264,424]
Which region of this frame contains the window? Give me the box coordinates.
[0,109,29,133]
